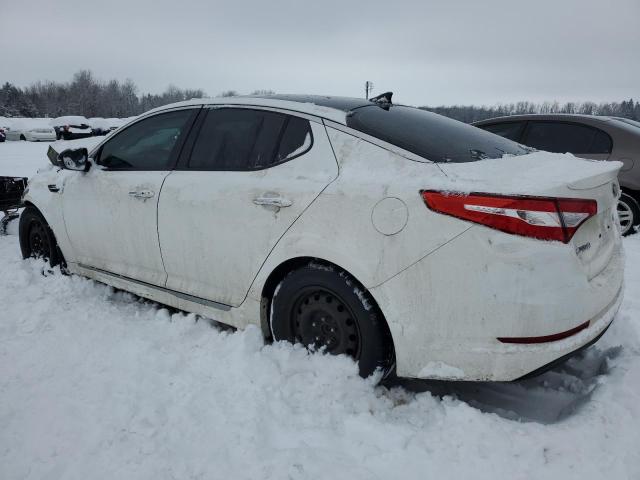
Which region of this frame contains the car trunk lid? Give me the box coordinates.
[436,152,622,279]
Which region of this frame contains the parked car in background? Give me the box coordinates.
[4,119,56,141]
[473,114,640,235]
[104,118,127,131]
[0,117,10,142]
[20,94,623,382]
[88,118,113,136]
[51,116,94,140]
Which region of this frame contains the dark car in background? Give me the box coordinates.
[474,114,640,235]
[51,116,94,140]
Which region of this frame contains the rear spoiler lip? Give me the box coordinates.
[567,160,622,190]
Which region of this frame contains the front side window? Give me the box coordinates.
[188,108,313,170]
[98,109,193,170]
[524,122,611,154]
[479,122,525,142]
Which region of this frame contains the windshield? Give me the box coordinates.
[346,105,530,163]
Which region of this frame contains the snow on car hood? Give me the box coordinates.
[436,152,623,195]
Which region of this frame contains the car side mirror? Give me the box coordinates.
[58,148,90,171]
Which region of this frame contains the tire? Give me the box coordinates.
[19,134,26,141]
[618,192,640,236]
[270,263,394,378]
[19,206,62,267]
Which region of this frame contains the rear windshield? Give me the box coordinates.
[346,105,530,163]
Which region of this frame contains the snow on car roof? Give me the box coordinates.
[50,116,89,126]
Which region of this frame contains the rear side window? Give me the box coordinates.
[98,109,193,170]
[478,122,525,142]
[590,130,613,154]
[346,105,529,163]
[188,109,312,170]
[523,122,612,154]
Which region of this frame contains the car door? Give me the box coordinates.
[522,121,612,160]
[158,107,338,307]
[62,107,198,285]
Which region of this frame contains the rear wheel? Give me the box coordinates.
[270,263,394,378]
[19,207,62,267]
[618,192,640,236]
[19,134,26,141]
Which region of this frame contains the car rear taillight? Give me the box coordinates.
[421,191,597,243]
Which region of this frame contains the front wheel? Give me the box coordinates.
[19,206,62,267]
[270,263,394,378]
[618,192,640,236]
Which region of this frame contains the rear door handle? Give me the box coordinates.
[128,189,155,200]
[253,196,292,208]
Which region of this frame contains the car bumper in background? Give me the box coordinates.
[28,132,57,141]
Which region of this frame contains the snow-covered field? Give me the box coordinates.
[1,142,639,479]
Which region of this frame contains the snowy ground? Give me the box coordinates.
[1,143,639,479]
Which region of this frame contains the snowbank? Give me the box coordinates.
[0,229,639,479]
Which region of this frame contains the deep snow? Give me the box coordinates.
[0,143,639,479]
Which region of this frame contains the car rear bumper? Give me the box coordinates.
[369,227,624,381]
[28,132,57,141]
[63,132,93,139]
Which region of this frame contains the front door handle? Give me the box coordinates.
[128,189,155,200]
[253,195,292,208]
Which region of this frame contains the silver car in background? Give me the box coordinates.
[473,114,640,235]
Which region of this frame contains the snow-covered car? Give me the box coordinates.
[19,94,624,381]
[87,117,113,136]
[104,118,127,131]
[50,116,93,140]
[4,119,56,141]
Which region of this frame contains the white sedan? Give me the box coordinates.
[19,94,624,381]
[4,119,56,141]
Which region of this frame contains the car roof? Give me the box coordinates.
[144,94,376,124]
[472,113,615,126]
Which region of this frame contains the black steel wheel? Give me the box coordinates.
[291,286,362,357]
[270,263,394,378]
[19,206,62,267]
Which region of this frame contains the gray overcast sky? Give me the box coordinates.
[1,0,638,106]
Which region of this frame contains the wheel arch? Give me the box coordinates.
[258,256,396,365]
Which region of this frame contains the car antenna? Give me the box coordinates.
[369,91,393,110]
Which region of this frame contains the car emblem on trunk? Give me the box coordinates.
[576,242,591,255]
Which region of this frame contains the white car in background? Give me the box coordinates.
[88,117,114,136]
[104,118,128,131]
[19,94,624,382]
[4,119,56,141]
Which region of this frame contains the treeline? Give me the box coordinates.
[2,70,639,124]
[0,70,209,118]
[420,100,640,123]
